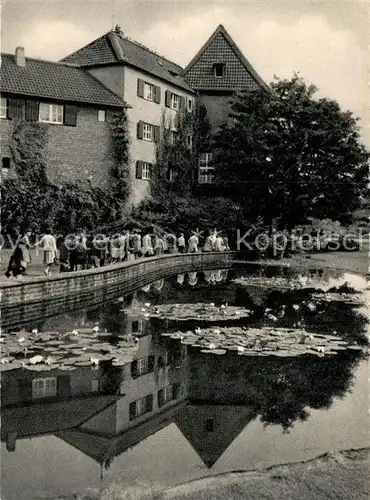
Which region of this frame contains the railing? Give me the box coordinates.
[1,251,247,329]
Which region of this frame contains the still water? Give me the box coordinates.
[1,265,369,499]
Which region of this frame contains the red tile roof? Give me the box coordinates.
[62,31,194,93]
[0,53,125,107]
[184,25,269,93]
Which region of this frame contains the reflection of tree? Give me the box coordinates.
[189,350,362,432]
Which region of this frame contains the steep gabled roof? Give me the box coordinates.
[61,31,194,93]
[0,53,125,107]
[184,24,269,93]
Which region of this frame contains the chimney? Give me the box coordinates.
[15,46,25,67]
[114,25,124,38]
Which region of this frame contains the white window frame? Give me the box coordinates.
[39,102,63,124]
[0,96,7,118]
[97,110,106,122]
[135,395,150,417]
[171,131,178,145]
[169,169,177,182]
[137,357,149,376]
[91,378,99,392]
[144,83,154,101]
[142,162,151,180]
[143,123,153,141]
[170,93,180,111]
[198,153,215,184]
[32,377,57,399]
[162,384,174,403]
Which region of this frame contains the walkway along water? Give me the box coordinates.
[1,252,243,329]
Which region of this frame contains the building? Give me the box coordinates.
[0,47,126,188]
[1,24,267,203]
[184,24,269,185]
[61,27,196,205]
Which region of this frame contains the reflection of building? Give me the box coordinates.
[175,405,255,468]
[1,333,188,466]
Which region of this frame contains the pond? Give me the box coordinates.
[1,265,369,500]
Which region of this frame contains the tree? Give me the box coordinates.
[214,75,370,228]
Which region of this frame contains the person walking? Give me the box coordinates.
[214,233,225,252]
[37,227,57,276]
[154,235,165,256]
[204,230,215,252]
[5,228,30,279]
[177,233,186,253]
[188,233,199,253]
[141,232,154,257]
[131,229,142,259]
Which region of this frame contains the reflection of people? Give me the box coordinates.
[220,269,229,281]
[188,272,198,286]
[141,284,151,293]
[177,274,185,285]
[214,269,223,282]
[153,278,164,291]
[203,270,214,283]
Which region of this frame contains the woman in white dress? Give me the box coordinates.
[37,229,57,276]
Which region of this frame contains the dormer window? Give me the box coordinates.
[213,63,225,77]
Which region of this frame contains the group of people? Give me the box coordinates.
[4,227,230,279]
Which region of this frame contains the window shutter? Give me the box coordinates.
[148,355,155,373]
[63,105,77,127]
[137,120,144,139]
[157,389,164,407]
[17,379,32,401]
[173,382,181,400]
[153,125,160,143]
[131,359,138,378]
[135,161,143,179]
[105,109,114,123]
[165,90,171,108]
[8,98,24,120]
[137,78,145,98]
[57,375,71,397]
[129,401,136,421]
[154,86,161,104]
[179,96,186,110]
[146,394,154,412]
[25,100,39,122]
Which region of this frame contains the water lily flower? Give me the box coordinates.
[45,357,56,365]
[210,303,215,307]
[71,330,79,336]
[293,304,300,311]
[317,346,325,353]
[140,308,146,312]
[29,355,44,365]
[195,327,202,335]
[92,326,99,332]
[237,346,245,352]
[208,343,216,350]
[31,329,38,334]
[90,356,100,366]
[220,305,226,309]
[145,303,151,307]
[307,302,316,311]
[17,337,26,343]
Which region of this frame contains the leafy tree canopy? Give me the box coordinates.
[214,75,369,228]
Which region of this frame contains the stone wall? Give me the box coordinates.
[1,252,241,330]
[0,106,116,189]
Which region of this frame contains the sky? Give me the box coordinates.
[1,0,369,147]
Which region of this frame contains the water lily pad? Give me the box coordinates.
[0,361,22,371]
